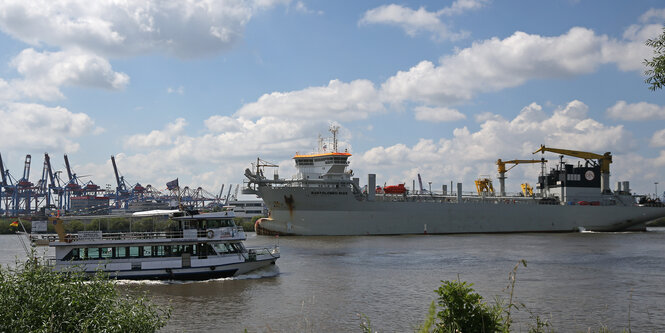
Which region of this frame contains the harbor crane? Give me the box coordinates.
[496,158,547,196]
[533,145,612,193]
[111,155,128,196]
[39,153,62,209]
[18,155,35,212]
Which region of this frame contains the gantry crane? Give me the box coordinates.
[533,145,612,193]
[496,159,547,196]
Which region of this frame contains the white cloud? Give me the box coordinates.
[359,1,490,40]
[437,0,490,16]
[88,115,331,191]
[601,23,662,71]
[381,24,659,106]
[414,106,466,122]
[474,112,504,123]
[6,48,129,100]
[124,118,187,149]
[359,4,467,41]
[167,86,184,95]
[235,79,384,120]
[294,1,322,15]
[639,8,665,23]
[0,102,98,152]
[0,0,288,59]
[606,101,665,121]
[650,129,665,148]
[353,100,632,189]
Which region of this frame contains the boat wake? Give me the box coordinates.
[232,264,281,280]
[114,265,280,285]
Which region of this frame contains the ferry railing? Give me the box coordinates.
[30,226,246,243]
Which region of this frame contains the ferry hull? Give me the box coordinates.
[256,188,665,236]
[55,258,277,281]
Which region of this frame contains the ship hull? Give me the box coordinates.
[256,187,665,235]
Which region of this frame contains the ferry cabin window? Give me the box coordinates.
[196,243,215,258]
[65,244,220,260]
[101,247,113,259]
[87,248,100,259]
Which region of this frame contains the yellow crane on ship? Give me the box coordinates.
[532,145,612,193]
[496,159,546,196]
[474,177,495,195]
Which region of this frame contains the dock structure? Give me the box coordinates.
[0,152,259,218]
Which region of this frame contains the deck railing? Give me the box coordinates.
[30,226,245,244]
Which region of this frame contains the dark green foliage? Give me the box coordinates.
[434,280,503,333]
[416,301,437,333]
[0,257,170,332]
[644,25,665,91]
[0,219,30,234]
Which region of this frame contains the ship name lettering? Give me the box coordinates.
[310,191,346,195]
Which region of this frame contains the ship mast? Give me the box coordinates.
[330,125,339,153]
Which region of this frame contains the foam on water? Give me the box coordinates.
[114,264,280,285]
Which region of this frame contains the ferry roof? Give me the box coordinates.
[171,211,236,220]
[293,152,352,159]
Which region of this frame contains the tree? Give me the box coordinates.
[644,25,665,91]
[0,256,170,332]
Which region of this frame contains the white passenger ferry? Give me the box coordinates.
[30,210,279,280]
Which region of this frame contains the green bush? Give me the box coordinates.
[0,256,170,332]
[434,280,504,333]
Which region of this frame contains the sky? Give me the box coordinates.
[0,0,664,198]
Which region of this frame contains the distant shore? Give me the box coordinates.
[0,216,259,234]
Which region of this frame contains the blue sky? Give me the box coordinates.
[0,0,664,197]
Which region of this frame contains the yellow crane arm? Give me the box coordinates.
[532,145,612,173]
[496,159,546,174]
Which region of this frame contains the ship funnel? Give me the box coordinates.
[368,174,376,201]
[457,183,463,203]
[622,181,630,194]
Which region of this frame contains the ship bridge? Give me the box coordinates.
[294,152,351,181]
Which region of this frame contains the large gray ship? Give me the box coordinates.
[243,128,665,236]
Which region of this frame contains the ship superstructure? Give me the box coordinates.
[243,128,665,236]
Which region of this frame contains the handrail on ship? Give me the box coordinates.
[30,226,245,244]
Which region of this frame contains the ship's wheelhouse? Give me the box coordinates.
[294,152,351,180]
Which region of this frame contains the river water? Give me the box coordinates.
[2,229,664,332]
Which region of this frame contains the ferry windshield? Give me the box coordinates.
[213,243,245,254]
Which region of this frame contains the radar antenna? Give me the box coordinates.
[329,125,339,152]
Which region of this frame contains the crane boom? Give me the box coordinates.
[22,154,31,182]
[496,159,546,173]
[496,158,546,196]
[0,153,7,186]
[44,153,56,188]
[110,155,127,192]
[64,154,74,181]
[533,144,612,193]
